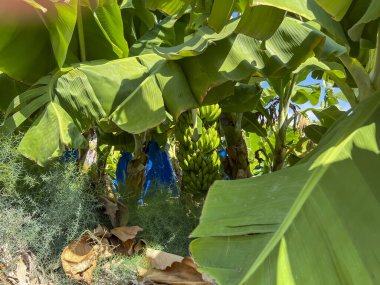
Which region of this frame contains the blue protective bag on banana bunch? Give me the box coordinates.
[115,139,177,203]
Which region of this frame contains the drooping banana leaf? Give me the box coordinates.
[129,15,180,56]
[207,0,236,33]
[78,0,129,60]
[235,5,285,40]
[0,0,129,83]
[291,84,321,105]
[154,18,239,60]
[0,72,29,112]
[219,83,262,113]
[120,0,156,47]
[346,0,380,43]
[0,0,77,83]
[190,92,380,285]
[249,0,380,46]
[18,102,86,166]
[157,17,346,70]
[313,0,352,21]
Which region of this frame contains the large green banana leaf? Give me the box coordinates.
[0,0,77,83]
[190,93,380,284]
[0,72,29,112]
[145,0,189,15]
[242,0,380,46]
[18,102,87,166]
[78,0,129,60]
[0,0,129,83]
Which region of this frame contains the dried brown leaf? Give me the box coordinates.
[110,226,143,243]
[143,257,211,285]
[93,224,111,239]
[145,248,184,270]
[100,197,119,227]
[61,236,104,284]
[133,239,147,255]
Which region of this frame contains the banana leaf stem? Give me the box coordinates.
[77,3,86,62]
[371,20,380,90]
[339,54,374,101]
[272,75,297,171]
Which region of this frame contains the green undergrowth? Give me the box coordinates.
[93,254,147,285]
[0,135,105,283]
[128,188,202,257]
[0,134,202,283]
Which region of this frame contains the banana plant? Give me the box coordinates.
[190,1,380,284]
[0,9,346,164]
[218,83,263,179]
[243,75,346,173]
[191,91,380,285]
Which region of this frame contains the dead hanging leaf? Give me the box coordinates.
[100,197,119,227]
[61,236,110,284]
[143,256,212,285]
[100,197,130,227]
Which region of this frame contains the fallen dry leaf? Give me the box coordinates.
[62,225,146,284]
[93,224,111,239]
[143,257,212,285]
[1,251,49,285]
[15,257,27,284]
[111,226,143,243]
[145,248,184,270]
[61,236,107,284]
[133,239,147,255]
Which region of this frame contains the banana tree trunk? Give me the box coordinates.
[80,129,98,176]
[125,133,148,200]
[220,112,251,179]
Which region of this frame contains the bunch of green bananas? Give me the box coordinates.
[197,104,222,122]
[175,104,222,193]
